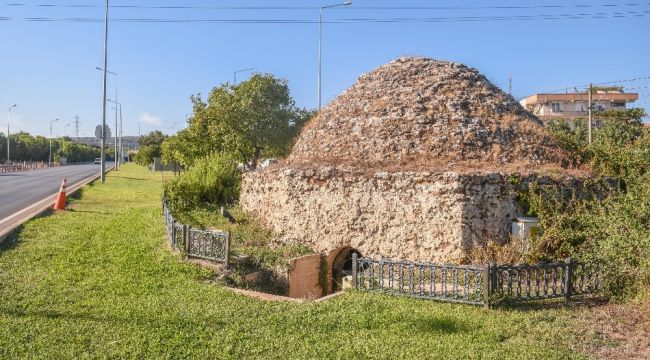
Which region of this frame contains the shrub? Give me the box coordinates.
[164,153,241,211]
[526,120,650,298]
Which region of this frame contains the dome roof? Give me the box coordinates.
[288,57,569,172]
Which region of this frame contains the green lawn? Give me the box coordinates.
[0,164,587,359]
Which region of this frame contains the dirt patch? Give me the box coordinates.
[574,299,650,359]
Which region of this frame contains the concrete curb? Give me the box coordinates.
[223,286,347,303]
[0,167,114,245]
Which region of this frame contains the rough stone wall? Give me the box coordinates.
[241,166,528,263]
[289,57,571,171]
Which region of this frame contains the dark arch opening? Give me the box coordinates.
[331,247,362,293]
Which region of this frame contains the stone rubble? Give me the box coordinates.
[289,57,570,172]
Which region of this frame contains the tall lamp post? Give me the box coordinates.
[99,0,109,182]
[63,123,71,137]
[6,104,16,164]
[234,67,253,85]
[107,98,121,165]
[96,66,118,169]
[49,118,59,166]
[318,1,351,111]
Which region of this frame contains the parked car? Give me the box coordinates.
[94,158,101,164]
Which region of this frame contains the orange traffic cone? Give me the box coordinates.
[53,178,67,210]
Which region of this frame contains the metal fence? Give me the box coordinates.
[353,256,485,305]
[162,199,230,267]
[0,162,50,173]
[352,254,603,307]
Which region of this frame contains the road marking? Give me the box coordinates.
[0,167,113,243]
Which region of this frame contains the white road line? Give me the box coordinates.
[0,167,113,243]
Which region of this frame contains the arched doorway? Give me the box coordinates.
[330,247,362,293]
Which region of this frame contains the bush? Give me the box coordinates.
[164,153,241,211]
[525,120,650,298]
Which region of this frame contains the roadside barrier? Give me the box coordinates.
[0,162,52,174]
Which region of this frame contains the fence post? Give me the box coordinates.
[564,257,574,300]
[351,252,358,289]
[483,263,491,309]
[183,224,190,253]
[490,262,498,296]
[171,220,176,248]
[224,231,231,269]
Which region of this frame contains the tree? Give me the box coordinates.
[162,74,311,169]
[0,131,99,163]
[135,130,167,165]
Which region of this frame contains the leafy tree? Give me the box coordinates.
[0,131,100,163]
[590,85,624,93]
[162,74,312,169]
[135,130,167,166]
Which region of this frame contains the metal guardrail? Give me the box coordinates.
[163,199,230,267]
[0,162,51,173]
[352,254,603,308]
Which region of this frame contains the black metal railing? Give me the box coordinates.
[352,254,603,307]
[162,199,230,267]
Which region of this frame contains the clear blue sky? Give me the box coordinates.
[1,0,649,138]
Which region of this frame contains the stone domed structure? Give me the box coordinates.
[240,57,582,296]
[289,57,569,172]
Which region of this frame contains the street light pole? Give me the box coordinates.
[119,104,123,164]
[107,98,122,165]
[96,66,118,169]
[7,104,16,164]
[234,67,254,85]
[49,118,59,167]
[318,2,351,111]
[100,0,109,182]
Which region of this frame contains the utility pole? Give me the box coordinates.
[74,115,80,139]
[100,0,109,182]
[114,95,118,170]
[508,75,512,95]
[587,83,593,144]
[7,104,16,164]
[49,118,59,167]
[119,104,123,165]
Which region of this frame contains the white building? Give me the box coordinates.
[519,91,639,129]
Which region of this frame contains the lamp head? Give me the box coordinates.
[343,1,352,5]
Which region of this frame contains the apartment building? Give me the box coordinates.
[519,91,639,129]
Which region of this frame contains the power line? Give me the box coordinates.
[623,85,650,91]
[2,2,649,11]
[537,76,650,94]
[0,10,648,24]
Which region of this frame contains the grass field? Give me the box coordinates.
[0,164,589,359]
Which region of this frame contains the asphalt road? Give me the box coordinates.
[0,163,112,222]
